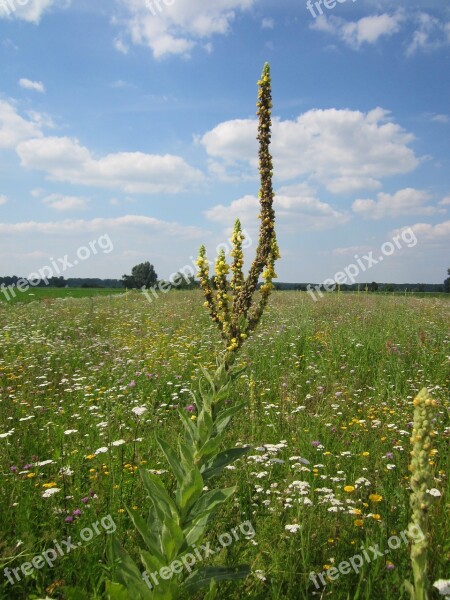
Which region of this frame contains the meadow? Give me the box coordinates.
[0,288,125,305]
[0,290,448,599]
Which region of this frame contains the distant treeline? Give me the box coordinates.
[0,276,446,293]
[273,282,446,292]
[0,276,122,288]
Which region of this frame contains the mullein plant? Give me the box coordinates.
[404,388,440,600]
[197,61,279,358]
[106,63,278,600]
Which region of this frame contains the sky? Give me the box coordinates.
[0,0,449,285]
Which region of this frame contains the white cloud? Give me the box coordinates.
[111,79,135,89]
[26,110,56,129]
[0,194,8,205]
[0,0,70,24]
[114,37,129,54]
[0,100,43,149]
[311,10,450,56]
[431,114,449,124]
[352,188,438,220]
[42,193,90,211]
[205,183,350,232]
[19,78,46,93]
[0,215,205,238]
[17,136,204,194]
[0,214,209,280]
[439,196,450,206]
[311,12,403,49]
[201,107,419,193]
[116,0,257,58]
[332,245,372,257]
[261,17,274,30]
[392,220,450,243]
[406,13,450,56]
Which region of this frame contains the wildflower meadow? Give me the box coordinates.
[0,64,449,600]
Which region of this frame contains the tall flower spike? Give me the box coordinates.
[198,62,278,355]
[233,62,277,323]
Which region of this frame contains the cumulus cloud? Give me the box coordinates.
[311,10,450,56]
[0,215,205,238]
[115,0,257,58]
[431,114,449,124]
[406,13,450,56]
[311,12,403,49]
[0,100,43,149]
[0,194,8,205]
[0,0,70,24]
[19,78,45,93]
[201,108,419,193]
[42,193,90,211]
[352,188,439,220]
[391,220,450,244]
[1,98,202,195]
[205,183,350,232]
[17,136,204,194]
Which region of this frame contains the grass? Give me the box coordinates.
[0,290,448,599]
[0,287,125,305]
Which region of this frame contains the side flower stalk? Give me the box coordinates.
[404,388,439,600]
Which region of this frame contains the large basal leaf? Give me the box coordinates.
[178,439,195,473]
[197,408,214,445]
[140,549,167,580]
[215,403,246,436]
[178,407,200,445]
[140,469,179,522]
[197,435,223,462]
[186,487,236,525]
[105,581,132,600]
[181,565,251,594]
[161,518,185,563]
[200,447,250,481]
[183,511,213,548]
[156,435,186,486]
[175,464,204,515]
[126,506,165,565]
[108,537,154,599]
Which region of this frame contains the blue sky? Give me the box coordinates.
[0,0,449,284]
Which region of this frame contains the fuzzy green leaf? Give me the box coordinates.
[215,403,246,436]
[178,407,200,445]
[140,469,179,522]
[156,436,186,486]
[186,487,236,524]
[105,581,132,600]
[108,537,153,599]
[201,447,250,481]
[183,511,213,548]
[126,506,165,565]
[161,518,185,563]
[181,565,251,593]
[175,464,204,515]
